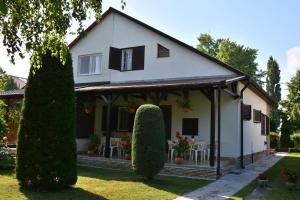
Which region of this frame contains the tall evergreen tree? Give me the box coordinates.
[16,37,77,189]
[266,56,281,131]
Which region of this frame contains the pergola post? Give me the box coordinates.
[209,88,216,167]
[101,94,118,158]
[217,87,221,175]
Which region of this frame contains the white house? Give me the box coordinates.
[0,7,274,176]
[69,7,274,170]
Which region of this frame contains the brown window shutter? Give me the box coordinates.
[266,116,270,135]
[243,104,251,120]
[261,114,266,135]
[109,47,121,70]
[132,46,145,70]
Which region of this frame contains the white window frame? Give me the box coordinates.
[121,48,133,71]
[78,53,102,75]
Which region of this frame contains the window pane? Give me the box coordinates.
[94,55,101,74]
[80,56,90,74]
[182,118,198,136]
[122,49,133,71]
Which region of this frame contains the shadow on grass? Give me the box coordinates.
[20,186,108,200]
[78,166,210,196]
[0,169,15,176]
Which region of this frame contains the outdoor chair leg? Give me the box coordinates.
[195,151,198,165]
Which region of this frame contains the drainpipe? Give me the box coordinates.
[240,76,250,169]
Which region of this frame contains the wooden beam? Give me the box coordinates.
[209,88,215,167]
[100,94,118,158]
[223,88,240,99]
[148,91,166,105]
[169,91,182,97]
[200,88,212,101]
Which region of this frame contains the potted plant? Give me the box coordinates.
[173,131,190,164]
[120,132,131,160]
[257,173,268,187]
[282,167,298,190]
[88,134,101,156]
[176,97,192,112]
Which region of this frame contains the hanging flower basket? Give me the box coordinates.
[176,97,192,112]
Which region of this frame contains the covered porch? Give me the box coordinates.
[75,74,246,176]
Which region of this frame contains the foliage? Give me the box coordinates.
[197,33,264,84]
[176,96,192,111]
[132,104,165,179]
[280,111,294,148]
[90,134,101,145]
[288,148,300,153]
[266,56,281,131]
[0,0,126,63]
[270,132,280,148]
[290,133,300,148]
[0,147,15,170]
[120,132,131,154]
[281,167,298,183]
[172,131,190,157]
[281,70,300,132]
[16,38,77,189]
[0,67,18,91]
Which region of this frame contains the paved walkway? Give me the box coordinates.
[175,153,287,200]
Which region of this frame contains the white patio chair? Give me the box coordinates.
[99,136,106,157]
[206,142,218,161]
[167,140,175,161]
[191,142,206,165]
[110,138,120,158]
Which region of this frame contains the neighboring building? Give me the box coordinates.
[0,8,274,175]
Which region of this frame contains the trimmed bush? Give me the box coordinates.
[270,132,279,148]
[16,38,77,189]
[290,133,300,148]
[132,104,165,179]
[288,148,300,153]
[0,147,15,170]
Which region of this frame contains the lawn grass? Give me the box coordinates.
[0,166,209,200]
[230,153,300,200]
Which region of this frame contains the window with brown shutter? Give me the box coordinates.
[157,44,170,57]
[243,104,251,120]
[261,113,266,135]
[253,109,261,123]
[266,116,270,135]
[109,47,122,70]
[182,118,198,136]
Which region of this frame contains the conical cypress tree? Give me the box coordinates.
[132,104,165,179]
[16,38,77,189]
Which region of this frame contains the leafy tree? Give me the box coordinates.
[197,33,265,84]
[16,37,76,189]
[266,56,281,131]
[282,70,300,132]
[0,0,125,63]
[132,104,165,180]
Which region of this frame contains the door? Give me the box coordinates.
[160,105,172,152]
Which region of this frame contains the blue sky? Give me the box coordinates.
[1,0,300,98]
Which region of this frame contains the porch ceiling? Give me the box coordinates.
[75,75,245,94]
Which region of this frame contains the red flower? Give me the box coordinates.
[176,131,180,137]
[172,140,176,144]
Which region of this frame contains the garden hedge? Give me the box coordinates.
[288,148,300,153]
[132,104,165,179]
[16,38,77,189]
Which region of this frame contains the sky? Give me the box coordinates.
[1,0,300,99]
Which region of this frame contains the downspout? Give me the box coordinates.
[240,76,250,169]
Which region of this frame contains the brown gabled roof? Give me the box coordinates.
[69,7,245,76]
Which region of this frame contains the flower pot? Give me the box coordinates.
[286,181,296,190]
[175,157,184,164]
[87,150,95,156]
[257,179,268,187]
[182,107,190,113]
[120,141,130,146]
[124,154,131,160]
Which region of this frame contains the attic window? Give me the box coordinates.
[157,44,170,57]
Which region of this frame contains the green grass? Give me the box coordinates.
[0,166,209,200]
[230,153,300,200]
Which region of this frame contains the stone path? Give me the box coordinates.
[175,153,287,200]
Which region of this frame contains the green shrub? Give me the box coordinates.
[132,104,165,179]
[288,148,300,153]
[90,134,101,145]
[290,133,300,148]
[270,132,279,148]
[0,148,15,170]
[16,38,77,189]
[0,100,7,139]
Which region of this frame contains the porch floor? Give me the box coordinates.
[77,154,235,180]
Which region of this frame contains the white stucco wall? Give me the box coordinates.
[77,90,239,157]
[239,83,270,156]
[70,12,235,84]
